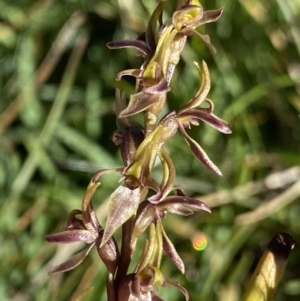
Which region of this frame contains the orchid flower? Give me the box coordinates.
[46,2,229,300]
[46,179,119,275]
[108,0,223,136]
[118,221,189,301]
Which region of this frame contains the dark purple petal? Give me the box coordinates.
[119,92,160,118]
[101,186,141,247]
[107,40,150,56]
[48,243,95,274]
[144,78,170,94]
[112,126,144,166]
[148,149,175,204]
[179,109,232,134]
[175,187,186,196]
[66,209,84,230]
[159,195,211,214]
[147,191,162,204]
[178,122,223,176]
[164,204,194,216]
[96,231,119,274]
[161,226,185,274]
[130,275,142,299]
[45,229,97,244]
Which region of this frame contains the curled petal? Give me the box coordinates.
[147,192,162,205]
[116,69,141,81]
[82,181,99,211]
[161,225,185,274]
[91,168,123,184]
[107,40,150,56]
[179,61,210,112]
[148,149,176,204]
[165,277,189,301]
[101,186,141,247]
[83,168,128,237]
[144,178,160,196]
[179,109,232,134]
[46,229,97,244]
[178,122,222,176]
[81,181,100,231]
[66,209,84,230]
[48,243,95,274]
[159,149,176,201]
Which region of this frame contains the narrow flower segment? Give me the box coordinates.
[46,1,229,300]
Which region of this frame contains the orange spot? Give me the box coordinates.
[192,234,207,251]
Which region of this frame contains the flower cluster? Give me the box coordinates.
[46,1,230,300]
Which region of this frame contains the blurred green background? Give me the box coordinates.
[1,0,300,300]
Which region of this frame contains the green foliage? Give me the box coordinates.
[1,0,300,300]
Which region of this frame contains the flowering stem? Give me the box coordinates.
[115,218,135,289]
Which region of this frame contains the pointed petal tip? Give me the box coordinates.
[215,168,223,176]
[101,186,141,247]
[193,61,200,68]
[48,244,95,274]
[106,41,114,49]
[226,125,232,134]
